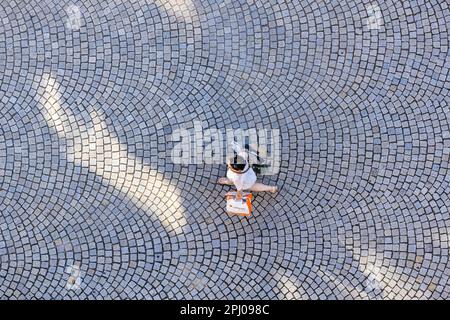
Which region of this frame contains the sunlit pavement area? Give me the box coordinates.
[0,0,449,299]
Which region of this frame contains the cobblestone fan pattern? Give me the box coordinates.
[0,0,449,299]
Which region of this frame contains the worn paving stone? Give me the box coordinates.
[0,0,449,299]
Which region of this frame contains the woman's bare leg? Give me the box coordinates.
[218,177,234,185]
[249,183,278,193]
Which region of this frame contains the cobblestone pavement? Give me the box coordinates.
[0,0,449,299]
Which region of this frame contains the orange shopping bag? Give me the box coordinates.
[225,191,253,217]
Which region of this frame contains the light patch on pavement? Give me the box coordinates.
[366,3,383,30]
[65,264,82,290]
[154,0,196,22]
[65,4,83,31]
[274,269,306,299]
[361,261,384,294]
[38,73,186,235]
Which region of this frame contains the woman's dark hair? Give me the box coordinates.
[229,155,247,172]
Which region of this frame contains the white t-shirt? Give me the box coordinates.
[227,163,257,191]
